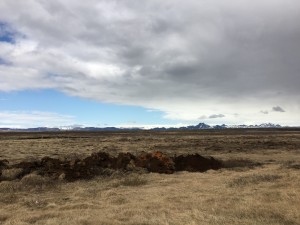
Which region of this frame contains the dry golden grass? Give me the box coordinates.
[0,165,299,225]
[0,129,300,224]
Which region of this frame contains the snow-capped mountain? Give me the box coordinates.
[227,123,282,129]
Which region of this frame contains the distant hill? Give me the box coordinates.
[0,122,289,132]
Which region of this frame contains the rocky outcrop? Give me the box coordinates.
[0,151,222,182]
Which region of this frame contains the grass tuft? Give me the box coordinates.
[0,181,22,193]
[1,168,24,181]
[112,174,148,187]
[0,173,60,193]
[229,174,282,187]
[0,214,9,222]
[20,173,59,191]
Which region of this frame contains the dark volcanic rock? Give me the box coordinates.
[0,159,9,168]
[0,159,9,177]
[114,152,136,170]
[39,157,66,179]
[173,154,222,172]
[40,154,110,181]
[89,152,114,168]
[13,160,42,178]
[0,159,9,171]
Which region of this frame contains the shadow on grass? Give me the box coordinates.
[281,161,300,170]
[222,158,262,171]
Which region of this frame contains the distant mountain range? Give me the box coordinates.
[0,122,294,132]
[150,123,283,131]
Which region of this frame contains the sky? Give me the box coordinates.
[0,0,300,128]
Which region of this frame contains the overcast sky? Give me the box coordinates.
[0,0,299,127]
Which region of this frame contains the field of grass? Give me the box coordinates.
[0,129,300,225]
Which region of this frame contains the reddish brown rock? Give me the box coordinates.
[135,151,175,174]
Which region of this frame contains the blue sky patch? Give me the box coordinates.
[0,22,16,43]
[0,58,7,65]
[0,89,178,127]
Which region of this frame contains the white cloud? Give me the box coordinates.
[0,0,299,125]
[0,111,75,128]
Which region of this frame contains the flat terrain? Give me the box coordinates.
[0,129,300,225]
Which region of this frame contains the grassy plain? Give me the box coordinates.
[0,129,300,225]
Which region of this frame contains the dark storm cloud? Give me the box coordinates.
[272,106,285,112]
[209,114,225,119]
[0,0,299,124]
[260,110,269,114]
